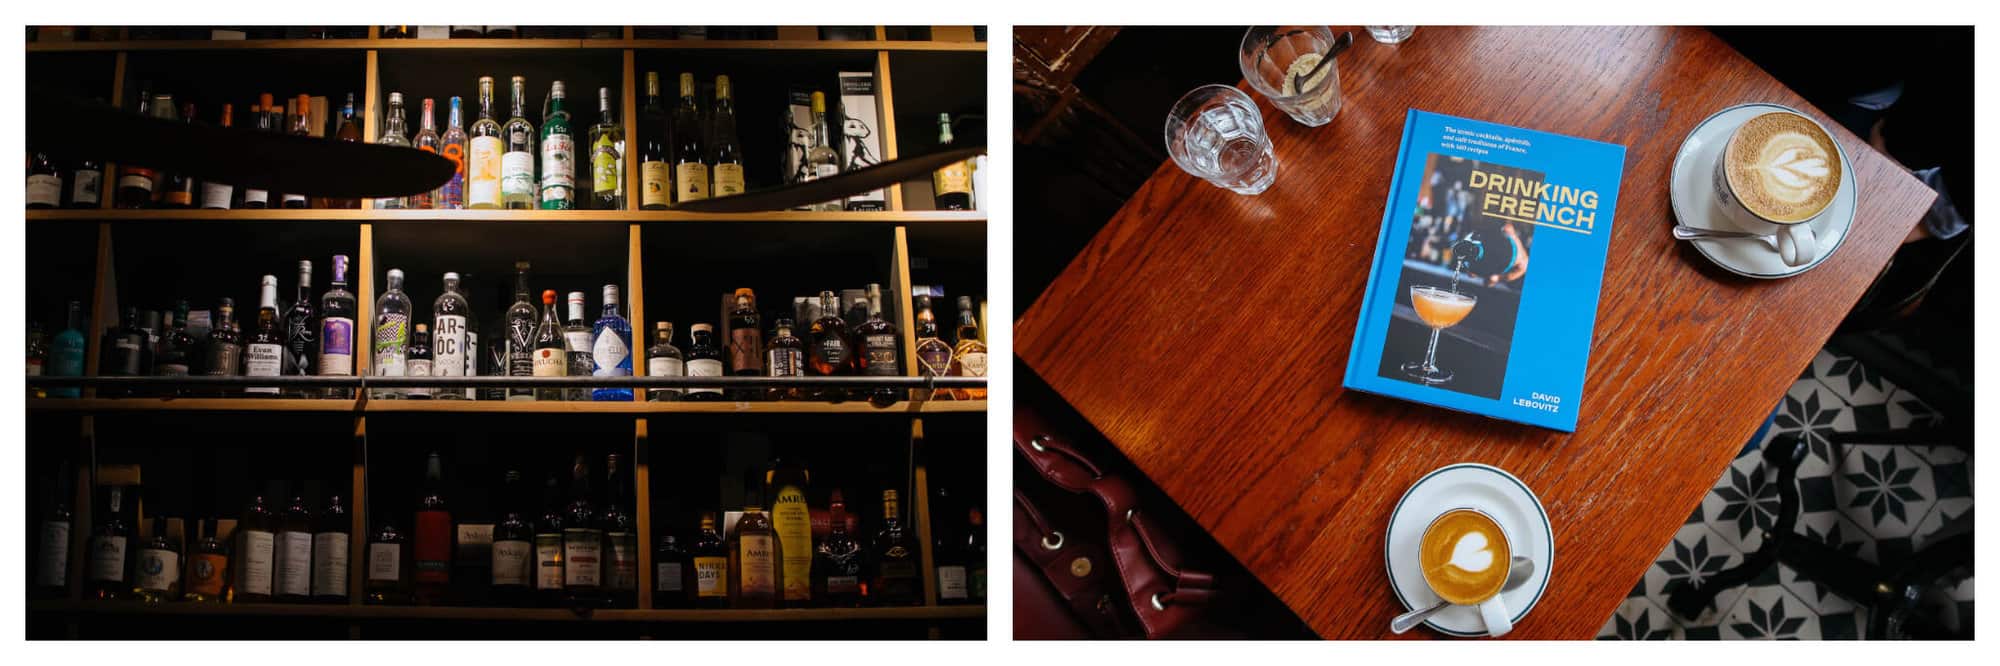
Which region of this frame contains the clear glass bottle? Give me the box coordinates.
[588,86,624,210]
[638,72,669,210]
[282,260,318,395]
[319,255,357,398]
[672,72,709,203]
[376,92,412,209]
[203,297,241,382]
[501,75,538,209]
[590,284,633,401]
[803,92,843,211]
[948,295,988,400]
[539,80,575,209]
[440,96,469,209]
[247,275,285,396]
[645,321,684,402]
[563,292,592,401]
[431,273,472,400]
[711,75,745,197]
[684,323,723,401]
[411,97,441,209]
[133,516,180,603]
[468,78,504,209]
[372,268,411,399]
[533,290,567,401]
[765,319,804,401]
[504,261,536,400]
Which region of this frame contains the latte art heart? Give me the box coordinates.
[1419,509,1512,605]
[1449,532,1495,572]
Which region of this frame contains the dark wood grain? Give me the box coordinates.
[1015,26,1937,640]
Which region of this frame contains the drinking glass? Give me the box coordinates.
[1402,286,1477,385]
[1239,26,1343,127]
[1366,26,1417,44]
[1165,84,1278,195]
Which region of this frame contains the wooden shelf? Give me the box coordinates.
[26,209,986,224]
[25,398,359,413]
[28,599,984,622]
[28,398,987,415]
[28,39,986,54]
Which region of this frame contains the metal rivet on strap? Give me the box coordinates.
[1041,531,1064,550]
[1125,508,1136,523]
[1031,434,1051,452]
[1151,592,1167,611]
[1069,557,1093,578]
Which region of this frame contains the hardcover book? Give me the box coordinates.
[1342,109,1627,431]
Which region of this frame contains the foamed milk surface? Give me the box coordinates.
[1420,511,1510,604]
[1449,532,1494,572]
[1726,113,1841,222]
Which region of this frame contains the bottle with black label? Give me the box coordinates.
[88,485,133,600]
[313,495,350,603]
[275,488,315,602]
[504,262,536,401]
[562,456,603,607]
[492,471,534,606]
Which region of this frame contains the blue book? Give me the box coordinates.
[1342,109,1627,431]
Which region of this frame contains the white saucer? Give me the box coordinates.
[1669,103,1859,279]
[1384,463,1554,637]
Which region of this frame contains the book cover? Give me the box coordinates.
[1342,109,1627,432]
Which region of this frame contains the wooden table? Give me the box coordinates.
[1014,26,1938,640]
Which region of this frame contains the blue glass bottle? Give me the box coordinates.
[49,300,87,398]
[591,284,633,401]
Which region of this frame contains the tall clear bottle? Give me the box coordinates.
[467,78,504,209]
[671,73,708,203]
[376,92,412,209]
[588,86,624,210]
[645,322,684,402]
[504,262,536,400]
[431,273,472,400]
[563,292,592,401]
[803,92,843,211]
[539,80,575,209]
[501,75,538,209]
[710,75,745,197]
[440,96,469,209]
[319,255,357,398]
[532,290,567,401]
[590,284,633,401]
[372,268,412,399]
[410,97,441,209]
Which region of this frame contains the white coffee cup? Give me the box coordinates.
[1419,507,1514,637]
[1709,111,1841,267]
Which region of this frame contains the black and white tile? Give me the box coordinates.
[1597,346,1971,641]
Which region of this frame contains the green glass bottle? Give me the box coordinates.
[539,80,575,209]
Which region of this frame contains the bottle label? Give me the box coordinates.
[541,133,574,193]
[817,339,847,366]
[938,565,969,600]
[374,313,409,377]
[739,534,776,596]
[918,344,951,378]
[675,162,709,201]
[492,539,532,586]
[26,358,43,377]
[827,575,859,596]
[320,316,354,375]
[37,521,69,587]
[72,170,102,205]
[592,135,620,194]
[283,193,308,205]
[368,542,401,582]
[813,163,839,179]
[656,562,683,592]
[137,547,180,592]
[27,174,62,206]
[501,150,535,198]
[564,330,591,353]
[413,510,451,583]
[242,187,268,206]
[205,342,241,377]
[958,351,988,377]
[713,163,745,196]
[592,331,631,377]
[277,531,313,596]
[640,161,669,207]
[649,357,684,377]
[563,529,602,587]
[608,533,637,590]
[936,161,973,195]
[118,171,155,193]
[189,552,227,596]
[729,327,762,374]
[89,535,127,582]
[687,358,723,396]
[239,530,274,595]
[865,333,900,376]
[694,556,727,597]
[773,486,811,601]
[407,359,432,398]
[440,139,467,208]
[313,532,350,597]
[469,136,503,205]
[245,343,283,393]
[533,347,566,377]
[534,534,563,590]
[767,349,803,378]
[432,315,467,377]
[200,182,234,208]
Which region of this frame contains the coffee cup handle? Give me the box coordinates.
[1478,594,1513,637]
[1778,223,1819,267]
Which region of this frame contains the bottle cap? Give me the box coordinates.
[691,323,713,333]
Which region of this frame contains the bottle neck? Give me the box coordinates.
[449,98,464,128]
[478,86,495,119]
[510,82,526,117]
[421,102,437,132]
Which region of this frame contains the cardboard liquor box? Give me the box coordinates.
[783,89,814,186]
[838,71,888,210]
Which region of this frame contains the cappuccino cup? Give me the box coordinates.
[1419,508,1514,637]
[1710,110,1843,267]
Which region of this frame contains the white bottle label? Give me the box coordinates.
[532,347,566,377]
[501,151,535,198]
[469,136,503,205]
[433,315,467,377]
[137,548,180,591]
[240,530,274,595]
[563,530,602,587]
[656,562,683,592]
[535,536,563,590]
[27,174,62,206]
[246,343,283,394]
[38,521,70,587]
[313,532,350,597]
[493,539,532,586]
[565,330,591,353]
[407,358,432,398]
[242,187,269,206]
[959,351,989,377]
[276,531,313,596]
[648,357,684,377]
[592,331,630,376]
[368,542,401,582]
[687,358,723,396]
[938,565,969,600]
[72,169,102,204]
[541,134,574,191]
[89,535,126,582]
[608,534,637,590]
[200,182,234,208]
[284,193,308,205]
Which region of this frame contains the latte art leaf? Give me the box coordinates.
[1763,145,1831,189]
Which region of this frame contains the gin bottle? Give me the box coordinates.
[48,300,86,398]
[431,272,472,400]
[372,268,412,399]
[645,322,684,402]
[563,292,592,401]
[590,285,633,401]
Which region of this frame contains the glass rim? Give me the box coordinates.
[1162,83,1262,168]
[1239,25,1340,99]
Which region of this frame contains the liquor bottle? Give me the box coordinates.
[413,452,451,604]
[562,456,603,606]
[966,506,987,604]
[281,94,313,209]
[932,114,975,210]
[114,87,161,208]
[155,303,196,381]
[35,467,72,596]
[235,486,278,602]
[501,75,538,209]
[183,518,230,603]
[533,290,567,401]
[590,284,633,401]
[203,298,242,385]
[405,323,433,399]
[319,255,356,397]
[692,513,728,608]
[646,322,684,402]
[48,300,87,398]
[539,80,575,209]
[638,72,670,210]
[283,260,319,396]
[487,26,517,38]
[376,92,412,209]
[314,495,350,603]
[671,73,709,203]
[68,157,103,209]
[602,454,638,607]
[803,92,842,211]
[241,94,274,209]
[483,283,510,402]
[439,96,469,209]
[765,318,805,400]
[450,25,483,38]
[504,262,536,400]
[710,75,745,197]
[563,292,592,401]
[104,306,150,383]
[462,275,481,400]
[247,276,285,395]
[808,291,850,400]
[275,489,314,602]
[133,516,181,602]
[727,289,763,399]
[27,151,62,208]
[813,489,864,607]
[491,471,534,606]
[533,475,565,606]
[199,104,236,209]
[408,98,441,209]
[869,489,921,605]
[26,322,48,396]
[355,515,406,608]
[654,533,690,608]
[856,284,902,405]
[588,86,624,210]
[765,452,812,606]
[156,103,199,208]
[371,268,411,399]
[729,474,781,609]
[948,295,988,400]
[913,295,953,400]
[932,487,969,605]
[684,323,723,401]
[432,273,472,400]
[468,77,504,209]
[327,94,363,208]
[88,485,133,599]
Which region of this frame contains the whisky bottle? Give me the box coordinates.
[948,295,988,400]
[247,276,285,396]
[275,489,314,602]
[711,75,745,197]
[765,319,805,401]
[913,295,953,400]
[692,513,728,609]
[562,456,604,607]
[671,73,709,203]
[728,474,780,609]
[313,495,350,603]
[504,262,537,401]
[588,86,624,210]
[869,489,920,606]
[654,533,690,609]
[413,452,452,604]
[533,476,565,606]
[808,291,851,401]
[501,75,538,210]
[319,255,357,398]
[406,323,434,400]
[933,113,975,210]
[432,273,472,401]
[563,292,593,401]
[646,322,685,402]
[601,455,639,608]
[133,516,181,603]
[491,471,534,606]
[282,260,318,396]
[684,323,723,401]
[538,80,575,209]
[638,72,670,210]
[365,514,408,604]
[468,77,505,209]
[813,489,864,607]
[183,518,230,603]
[766,452,812,606]
[88,485,133,600]
[728,288,763,400]
[234,486,278,602]
[590,285,634,401]
[856,284,902,406]
[533,290,567,401]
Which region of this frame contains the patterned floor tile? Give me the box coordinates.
[1834,445,1937,540]
[1701,452,1785,554]
[1721,584,1823,639]
[1597,597,1678,640]
[1812,348,1892,408]
[1767,379,1854,479]
[1643,522,1747,628]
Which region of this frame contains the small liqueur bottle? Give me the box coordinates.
[88,485,132,599]
[813,490,864,608]
[691,512,729,609]
[365,514,409,604]
[684,323,723,401]
[312,495,350,604]
[653,533,690,609]
[132,516,181,603]
[589,285,633,401]
[726,288,763,401]
[183,518,230,603]
[765,319,805,401]
[869,489,921,606]
[645,322,684,402]
[728,472,780,609]
[282,94,313,209]
[405,323,433,400]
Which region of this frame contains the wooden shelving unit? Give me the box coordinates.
[24,25,988,639]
